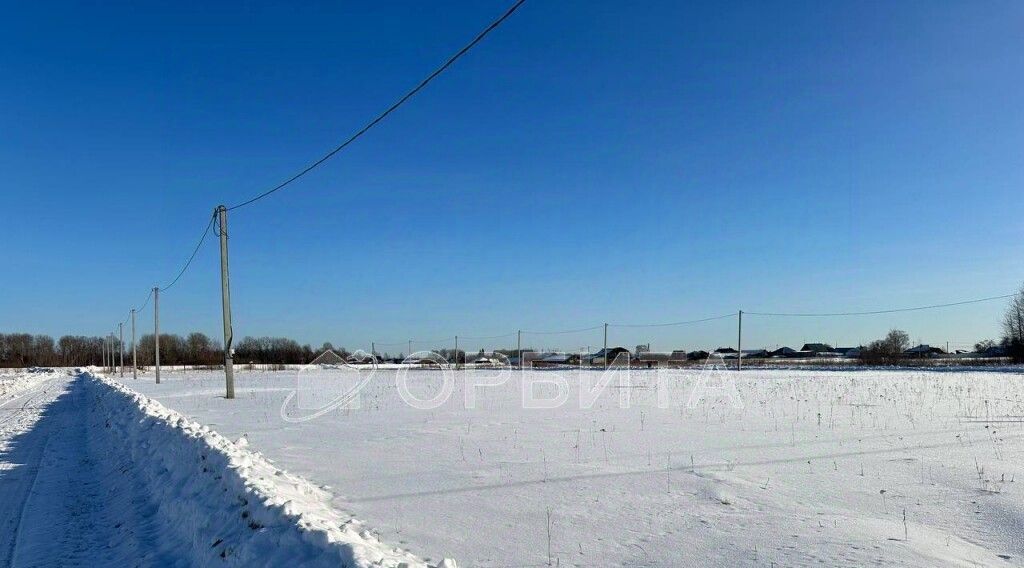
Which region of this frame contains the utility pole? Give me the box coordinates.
[216,205,235,399]
[517,330,522,369]
[119,322,124,377]
[131,309,137,380]
[154,286,161,384]
[454,335,459,370]
[371,342,375,359]
[603,322,608,369]
[408,339,412,359]
[737,310,743,371]
[102,335,107,371]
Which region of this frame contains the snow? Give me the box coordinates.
[111,366,1024,567]
[0,370,436,568]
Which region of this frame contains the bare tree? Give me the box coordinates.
[860,329,910,365]
[1002,285,1024,363]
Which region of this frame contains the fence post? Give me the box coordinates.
[217,205,235,399]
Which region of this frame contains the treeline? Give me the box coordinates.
[0,332,349,368]
[235,337,321,364]
[0,333,104,367]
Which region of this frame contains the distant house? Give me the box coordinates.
[714,347,738,354]
[687,350,710,361]
[833,347,858,357]
[532,353,580,367]
[771,347,798,358]
[589,347,630,366]
[669,350,689,362]
[982,345,1008,357]
[635,352,672,368]
[800,343,833,355]
[904,344,945,358]
[741,349,768,358]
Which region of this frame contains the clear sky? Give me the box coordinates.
[2,1,1022,353]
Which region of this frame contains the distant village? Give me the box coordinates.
[368,341,1012,368]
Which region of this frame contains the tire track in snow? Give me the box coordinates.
[0,372,68,568]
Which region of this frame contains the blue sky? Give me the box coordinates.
[1,1,1022,353]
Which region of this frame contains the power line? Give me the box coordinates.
[106,1,528,336]
[524,327,602,335]
[226,0,528,212]
[609,313,737,328]
[745,293,1016,317]
[136,289,153,313]
[459,331,518,340]
[411,336,456,345]
[160,211,216,292]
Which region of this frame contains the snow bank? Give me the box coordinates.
[82,371,445,568]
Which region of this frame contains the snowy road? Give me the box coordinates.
[0,370,430,568]
[0,371,183,567]
[0,370,71,566]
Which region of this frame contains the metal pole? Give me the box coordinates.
[454,335,459,370]
[517,330,522,369]
[119,322,124,376]
[737,310,743,371]
[371,342,375,358]
[217,205,235,399]
[154,287,161,384]
[408,339,412,358]
[603,322,608,369]
[131,309,137,380]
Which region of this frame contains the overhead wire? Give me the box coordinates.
[745,293,1015,317]
[226,0,528,212]
[521,324,605,336]
[609,313,737,328]
[108,0,528,333]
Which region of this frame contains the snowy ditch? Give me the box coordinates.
[82,372,447,568]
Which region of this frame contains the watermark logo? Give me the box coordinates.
[685,354,744,409]
[279,349,378,423]
[279,348,745,421]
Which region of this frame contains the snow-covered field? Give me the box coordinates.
[108,366,1024,567]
